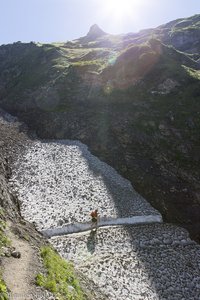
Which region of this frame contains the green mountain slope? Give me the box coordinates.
[0,14,200,242]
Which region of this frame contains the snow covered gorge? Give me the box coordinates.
[9,138,200,300]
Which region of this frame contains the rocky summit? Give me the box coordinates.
[85,24,107,41]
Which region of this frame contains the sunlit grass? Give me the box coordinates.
[36,246,85,300]
[0,278,9,300]
[182,65,200,80]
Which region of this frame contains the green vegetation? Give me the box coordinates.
[36,246,85,300]
[0,222,9,253]
[72,60,101,67]
[0,210,9,300]
[72,59,105,72]
[0,210,10,252]
[0,278,9,300]
[183,66,200,80]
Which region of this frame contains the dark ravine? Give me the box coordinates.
[0,14,200,242]
[1,109,200,300]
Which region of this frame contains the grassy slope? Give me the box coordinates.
[36,247,85,300]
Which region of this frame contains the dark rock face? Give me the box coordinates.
[170,28,200,53]
[160,14,200,56]
[86,24,107,40]
[0,154,19,218]
[0,14,200,242]
[0,109,31,218]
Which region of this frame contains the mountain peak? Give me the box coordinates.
[86,24,106,40]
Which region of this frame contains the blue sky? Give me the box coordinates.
[0,0,200,44]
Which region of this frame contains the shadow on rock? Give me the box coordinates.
[87,229,97,254]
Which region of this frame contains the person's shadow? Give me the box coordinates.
[86,229,97,254]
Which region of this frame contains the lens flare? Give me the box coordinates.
[105,0,136,18]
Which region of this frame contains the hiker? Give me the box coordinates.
[90,209,98,230]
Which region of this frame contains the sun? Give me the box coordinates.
[104,0,136,19]
[96,0,142,33]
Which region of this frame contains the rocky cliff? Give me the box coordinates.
[0,14,199,242]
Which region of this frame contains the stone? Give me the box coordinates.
[163,239,171,245]
[68,285,75,293]
[4,251,11,257]
[11,251,21,258]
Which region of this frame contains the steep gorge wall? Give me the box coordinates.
[10,86,200,244]
[0,112,23,218]
[0,154,19,218]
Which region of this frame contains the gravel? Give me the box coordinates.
[51,224,200,300]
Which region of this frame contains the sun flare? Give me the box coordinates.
[96,0,144,33]
[105,0,136,18]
